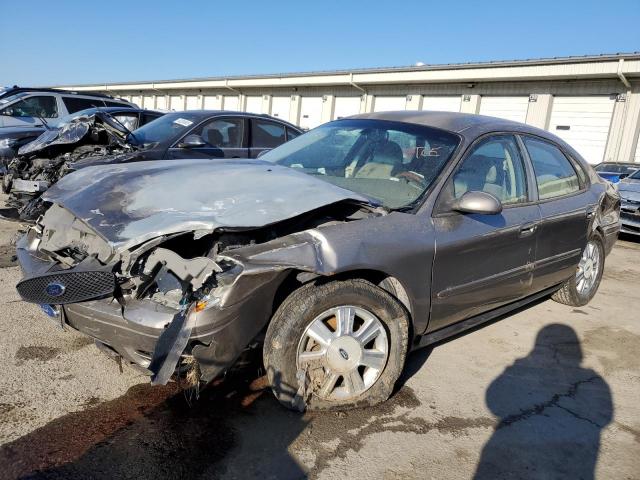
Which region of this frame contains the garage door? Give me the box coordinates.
[156,96,167,110]
[373,96,406,112]
[186,95,200,110]
[422,96,461,112]
[479,96,529,122]
[299,96,323,129]
[170,95,184,111]
[333,96,361,120]
[271,96,291,121]
[245,96,262,114]
[143,96,155,109]
[549,96,616,164]
[203,95,222,109]
[131,95,143,108]
[223,95,239,111]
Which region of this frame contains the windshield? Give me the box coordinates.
[595,163,638,174]
[261,119,460,209]
[127,112,201,146]
[629,169,640,180]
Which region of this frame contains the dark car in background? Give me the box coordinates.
[15,112,619,411]
[618,169,640,236]
[117,110,303,162]
[594,162,639,183]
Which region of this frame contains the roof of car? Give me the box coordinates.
[0,87,123,100]
[349,111,542,134]
[595,162,639,166]
[161,110,302,129]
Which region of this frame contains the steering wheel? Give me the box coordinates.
[395,171,427,189]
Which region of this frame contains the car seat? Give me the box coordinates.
[354,141,403,179]
[207,129,224,147]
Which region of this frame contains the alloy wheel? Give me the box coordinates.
[296,305,389,401]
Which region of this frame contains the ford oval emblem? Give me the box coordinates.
[45,282,66,298]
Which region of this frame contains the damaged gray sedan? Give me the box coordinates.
[15,112,620,410]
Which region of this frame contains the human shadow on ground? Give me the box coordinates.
[474,323,613,480]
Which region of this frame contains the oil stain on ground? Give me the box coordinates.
[0,245,17,268]
[15,346,61,365]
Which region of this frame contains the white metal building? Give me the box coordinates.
[58,53,640,164]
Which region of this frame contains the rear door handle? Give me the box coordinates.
[519,223,538,237]
[586,207,597,219]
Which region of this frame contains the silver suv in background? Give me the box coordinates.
[0,88,135,129]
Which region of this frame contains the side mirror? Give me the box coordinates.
[256,149,272,158]
[177,134,206,149]
[452,191,503,215]
[619,173,629,180]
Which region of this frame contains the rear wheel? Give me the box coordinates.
[552,232,605,307]
[264,278,409,411]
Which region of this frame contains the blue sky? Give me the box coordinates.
[1,0,639,86]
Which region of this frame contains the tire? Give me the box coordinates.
[2,174,13,194]
[264,278,410,411]
[552,231,605,307]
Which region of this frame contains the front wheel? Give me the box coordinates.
[552,232,605,307]
[264,279,410,411]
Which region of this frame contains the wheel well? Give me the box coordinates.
[270,268,414,329]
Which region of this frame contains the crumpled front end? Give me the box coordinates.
[5,113,138,218]
[16,191,381,387]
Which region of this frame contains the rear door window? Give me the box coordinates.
[523,137,580,200]
[62,97,105,113]
[104,100,131,108]
[251,119,286,148]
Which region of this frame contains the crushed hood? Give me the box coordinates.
[17,111,130,157]
[42,159,373,252]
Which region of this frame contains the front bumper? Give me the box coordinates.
[16,233,281,383]
[620,201,640,236]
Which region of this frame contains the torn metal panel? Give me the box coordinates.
[148,302,198,385]
[142,247,222,290]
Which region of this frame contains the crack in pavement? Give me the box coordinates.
[496,376,602,430]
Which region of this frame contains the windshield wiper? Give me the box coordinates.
[36,114,50,130]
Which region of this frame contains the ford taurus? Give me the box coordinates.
[15,112,620,410]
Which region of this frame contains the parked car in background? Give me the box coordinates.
[118,110,303,160]
[15,112,619,411]
[593,162,639,183]
[618,169,640,236]
[0,87,135,129]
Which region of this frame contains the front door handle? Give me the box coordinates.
[519,223,538,238]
